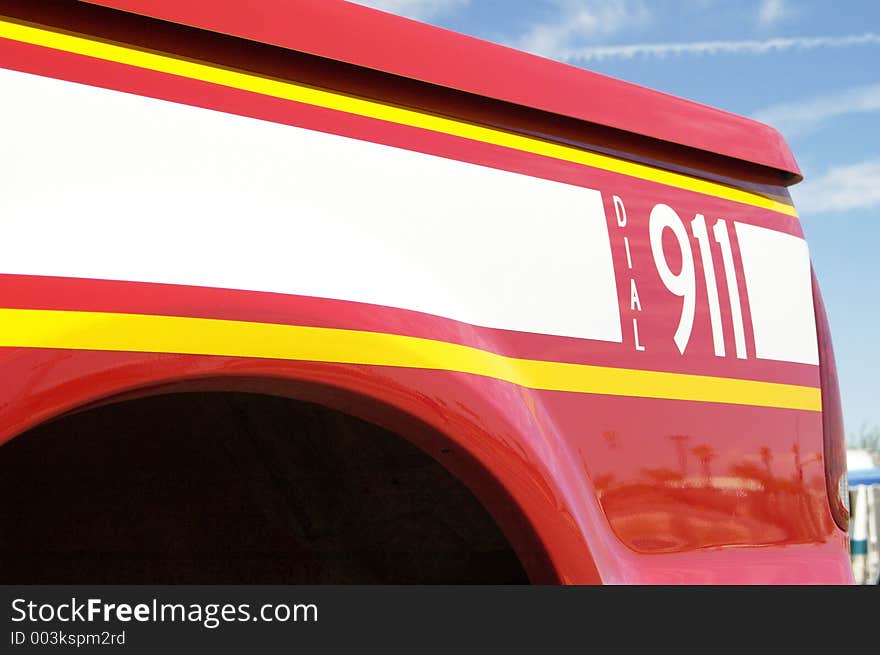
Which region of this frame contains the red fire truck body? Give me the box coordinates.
[0,0,852,584]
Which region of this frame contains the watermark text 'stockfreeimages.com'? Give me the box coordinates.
[11,597,318,630]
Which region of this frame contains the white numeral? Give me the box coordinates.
[649,204,747,358]
[649,204,695,355]
[713,219,747,359]
[691,213,725,357]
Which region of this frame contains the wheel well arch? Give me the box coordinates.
[0,371,566,583]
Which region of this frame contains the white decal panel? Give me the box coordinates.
[0,67,622,342]
[735,222,819,365]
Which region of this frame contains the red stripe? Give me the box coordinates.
[0,274,818,387]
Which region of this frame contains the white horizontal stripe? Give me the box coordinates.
[0,67,622,342]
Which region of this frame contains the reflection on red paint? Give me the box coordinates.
[595,436,832,553]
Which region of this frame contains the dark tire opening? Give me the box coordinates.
[0,392,529,584]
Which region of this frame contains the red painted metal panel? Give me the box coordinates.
[79,0,801,179]
[0,340,851,583]
[0,274,837,565]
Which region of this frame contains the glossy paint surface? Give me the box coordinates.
[0,7,851,583]
[0,283,851,583]
[80,0,801,178]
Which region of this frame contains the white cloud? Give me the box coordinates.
[560,32,880,62]
[513,1,651,60]
[347,0,468,21]
[753,82,880,137]
[757,0,793,28]
[792,159,880,215]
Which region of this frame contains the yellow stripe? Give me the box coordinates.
[0,308,821,411]
[0,16,797,217]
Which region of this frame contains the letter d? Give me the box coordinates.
[613,195,627,227]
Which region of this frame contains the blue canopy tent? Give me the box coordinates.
[849,468,880,486]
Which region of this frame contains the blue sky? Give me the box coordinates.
[352,0,880,441]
